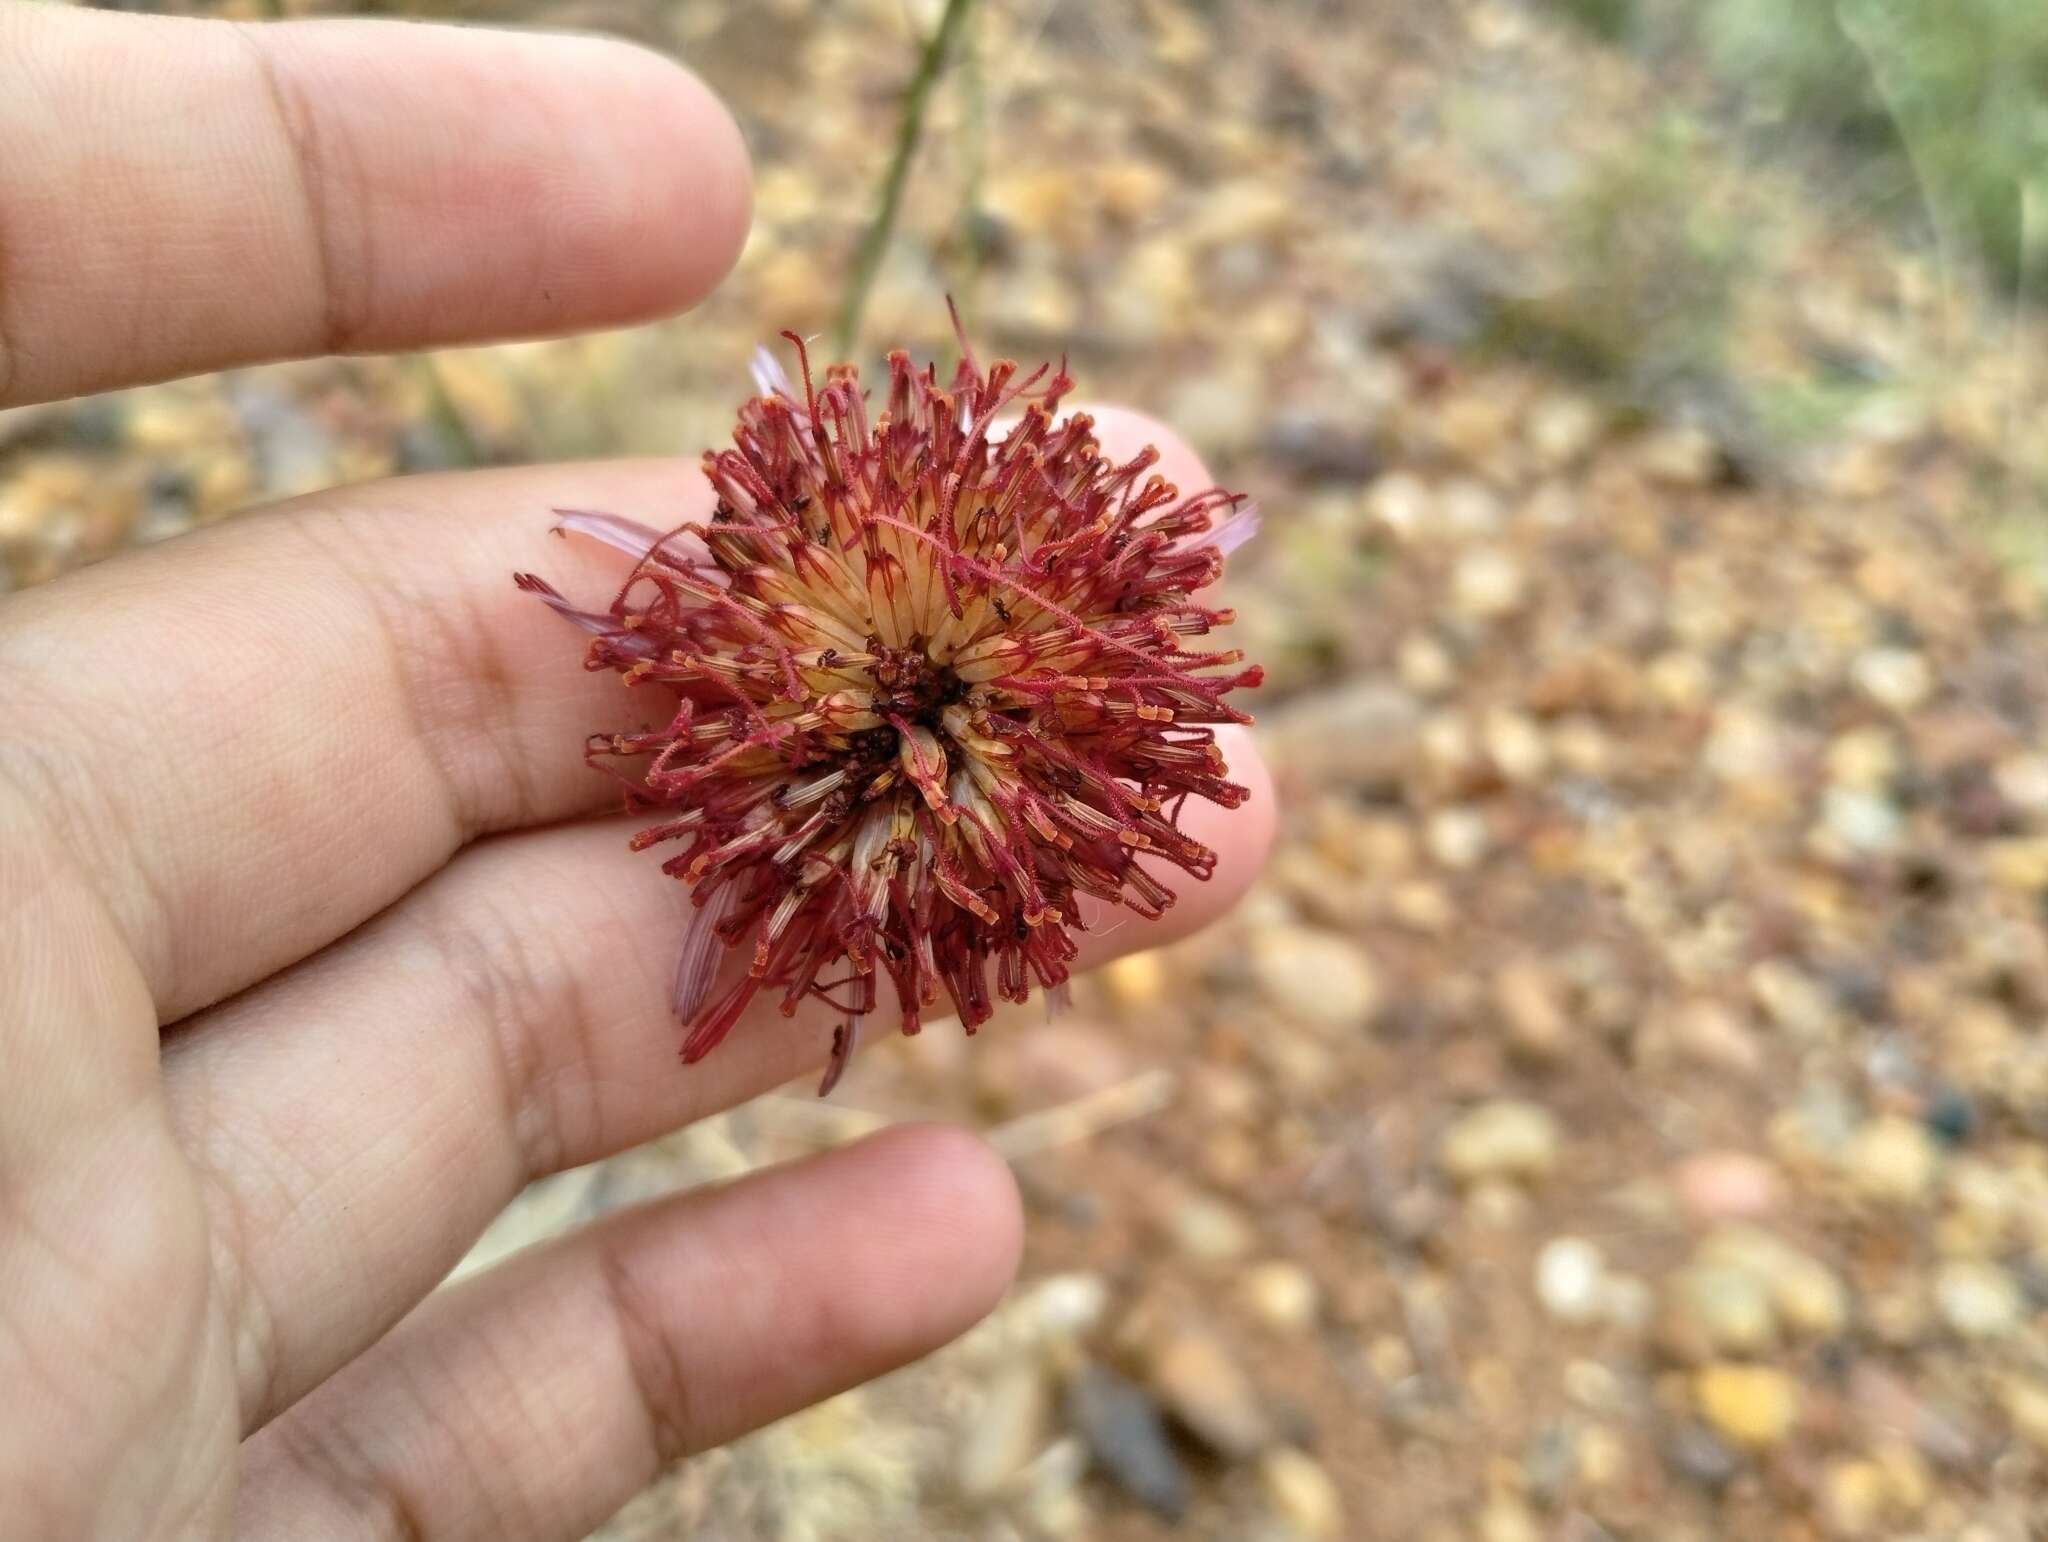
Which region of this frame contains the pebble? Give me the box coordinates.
[1388,880,1457,933]
[1494,959,1571,1065]
[1922,1084,1976,1147]
[1521,1421,1578,1505]
[1262,411,1382,483]
[1484,708,1550,783]
[1994,752,2048,813]
[1364,471,1435,536]
[985,254,1081,338]
[1577,1423,1629,1489]
[1259,1447,1344,1540]
[1828,726,1898,789]
[1823,1459,1889,1537]
[1421,712,1479,782]
[1017,1437,1090,1536]
[1535,1237,1607,1324]
[1822,785,1905,854]
[1021,1273,1112,1344]
[1997,1374,2048,1451]
[1166,372,1262,457]
[1103,950,1167,1009]
[1425,806,1493,869]
[1694,1362,1800,1449]
[1475,1495,1541,1542]
[1666,999,1765,1078]
[1146,1327,1274,1459]
[1772,1253,1851,1341]
[1241,1261,1322,1333]
[1441,1100,1562,1186]
[1526,393,1603,466]
[1265,681,1424,784]
[1599,1272,1656,1332]
[957,1360,1050,1499]
[1846,1115,1941,1205]
[975,1019,1134,1111]
[1646,649,1711,708]
[1984,835,2048,891]
[1440,477,1506,533]
[1853,646,1935,711]
[1637,424,1720,486]
[1748,959,1836,1042]
[1695,1227,1848,1340]
[1665,1262,1778,1357]
[1168,1192,1256,1263]
[1934,1259,2024,1340]
[1251,928,1383,1034]
[1673,1151,1785,1223]
[1864,1283,1934,1348]
[1875,1439,1932,1513]
[1465,1178,1532,1229]
[1451,547,1527,619]
[1064,1364,1191,1520]
[1664,1420,1741,1488]
[1397,631,1457,695]
[1850,1363,1980,1467]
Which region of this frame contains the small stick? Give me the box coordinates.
[748,1066,1176,1162]
[987,1068,1176,1160]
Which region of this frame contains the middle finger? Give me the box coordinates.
[162,733,1274,1432]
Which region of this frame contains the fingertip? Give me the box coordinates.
[249,20,756,350]
[1215,721,1279,877]
[843,1123,1024,1327]
[1169,720,1277,930]
[1070,724,1275,968]
[486,31,753,326]
[1077,402,1217,497]
[594,40,754,315]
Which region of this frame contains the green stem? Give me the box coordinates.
[832,0,979,358]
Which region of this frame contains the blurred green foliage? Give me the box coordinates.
[1542,0,1637,43]
[1548,0,2048,296]
[1488,119,1745,405]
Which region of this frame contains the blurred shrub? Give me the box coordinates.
[1544,0,2048,296]
[1714,0,2048,292]
[1543,0,1638,44]
[1488,118,1746,403]
[1701,0,1892,148]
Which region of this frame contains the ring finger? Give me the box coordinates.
[163,734,1274,1433]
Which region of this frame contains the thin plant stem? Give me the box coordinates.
[1834,0,1960,362]
[948,12,991,317]
[832,0,980,358]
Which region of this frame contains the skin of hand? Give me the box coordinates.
[0,7,1276,1540]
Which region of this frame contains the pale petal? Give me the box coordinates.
[1196,501,1261,556]
[672,883,734,1022]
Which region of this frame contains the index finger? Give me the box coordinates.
[0,5,751,405]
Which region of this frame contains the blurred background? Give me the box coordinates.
[14,0,2048,1536]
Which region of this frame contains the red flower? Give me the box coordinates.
[516,329,1261,1092]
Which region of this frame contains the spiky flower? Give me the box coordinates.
[516,330,1261,1092]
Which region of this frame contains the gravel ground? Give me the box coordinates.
[13,2,2048,1538]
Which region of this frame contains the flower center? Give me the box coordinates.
[865,636,964,728]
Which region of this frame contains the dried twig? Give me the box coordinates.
[986,1069,1177,1160]
[749,1067,1177,1163]
[750,1095,894,1147]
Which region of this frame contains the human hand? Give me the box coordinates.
[0,7,1274,1539]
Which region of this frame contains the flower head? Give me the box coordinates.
[516,328,1261,1092]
